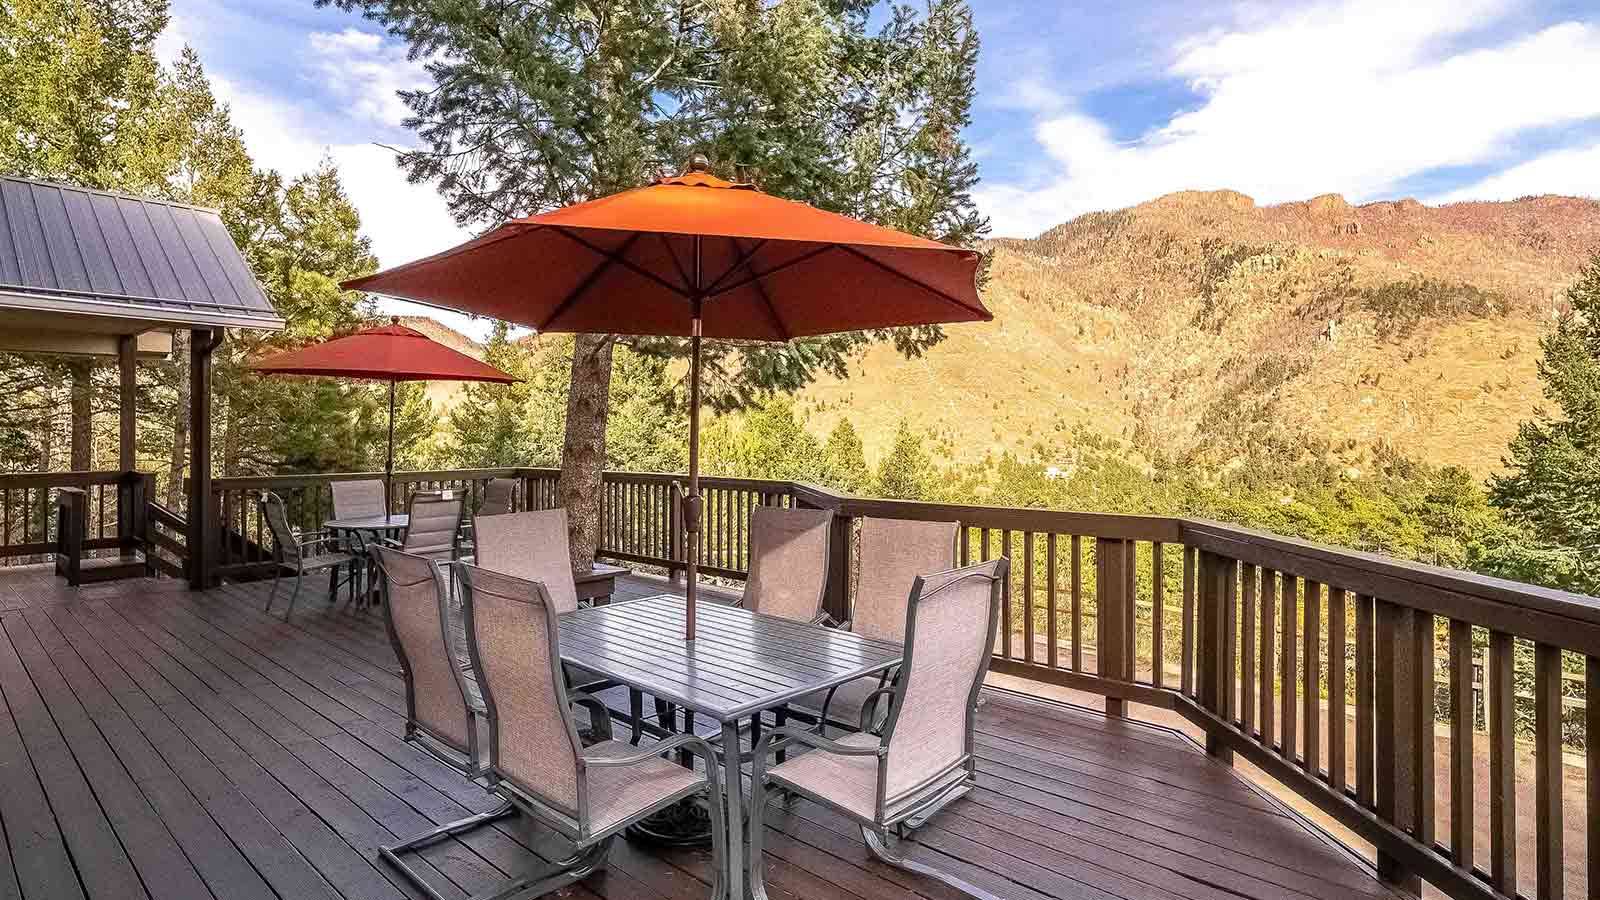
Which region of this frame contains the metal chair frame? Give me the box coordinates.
[259,491,355,619]
[378,561,727,900]
[745,559,1009,900]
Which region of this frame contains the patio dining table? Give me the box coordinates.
[324,513,408,604]
[557,593,903,900]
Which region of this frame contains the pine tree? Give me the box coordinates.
[875,422,938,500]
[441,322,534,467]
[1490,253,1600,592]
[821,420,871,493]
[319,0,988,565]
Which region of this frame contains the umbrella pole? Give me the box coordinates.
[386,379,396,511]
[684,235,704,642]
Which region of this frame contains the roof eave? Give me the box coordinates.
[0,289,285,332]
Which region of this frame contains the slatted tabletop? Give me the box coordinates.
[323,513,408,532]
[559,594,902,723]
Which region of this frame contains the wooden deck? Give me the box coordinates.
[0,565,1405,900]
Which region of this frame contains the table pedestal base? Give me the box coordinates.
[625,796,715,847]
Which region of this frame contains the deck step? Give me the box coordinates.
[75,553,149,584]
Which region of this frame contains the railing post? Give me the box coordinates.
[796,488,852,625]
[1095,538,1131,718]
[1196,550,1235,762]
[54,487,86,586]
[1374,599,1423,896]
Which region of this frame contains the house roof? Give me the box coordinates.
[0,176,284,332]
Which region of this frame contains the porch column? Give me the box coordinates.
[119,334,136,471]
[187,328,218,589]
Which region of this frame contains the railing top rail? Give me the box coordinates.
[0,470,141,488]
[212,467,524,489]
[791,482,1182,542]
[1181,517,1600,627]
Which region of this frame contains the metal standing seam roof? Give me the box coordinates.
[0,175,284,331]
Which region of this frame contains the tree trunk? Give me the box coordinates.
[167,331,190,509]
[69,360,93,470]
[557,333,614,571]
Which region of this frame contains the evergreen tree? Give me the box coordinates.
[874,421,937,500]
[1490,253,1600,593]
[820,420,870,493]
[319,0,988,565]
[441,322,534,467]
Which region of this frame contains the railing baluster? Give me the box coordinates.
[1411,610,1435,848]
[1046,533,1059,670]
[1282,574,1299,762]
[1534,643,1563,900]
[1071,535,1082,672]
[1001,529,1014,659]
[1375,598,1419,892]
[1181,546,1195,696]
[1260,568,1277,749]
[1241,562,1256,732]
[1152,542,1165,689]
[1488,630,1516,894]
[1305,579,1322,775]
[1448,619,1474,868]
[1356,594,1375,807]
[1023,531,1035,664]
[1328,587,1347,792]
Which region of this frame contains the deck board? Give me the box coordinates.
[0,567,1403,900]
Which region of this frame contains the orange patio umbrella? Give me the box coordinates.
[252,318,519,499]
[344,157,989,639]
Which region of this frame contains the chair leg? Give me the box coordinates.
[285,573,304,620]
[327,564,339,605]
[265,571,281,614]
[628,689,644,746]
[380,800,613,900]
[861,825,1006,900]
[745,784,778,900]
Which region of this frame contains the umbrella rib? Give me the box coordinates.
[538,232,644,331]
[704,244,835,300]
[701,238,769,296]
[550,227,691,299]
[656,233,694,294]
[836,245,990,320]
[729,237,790,342]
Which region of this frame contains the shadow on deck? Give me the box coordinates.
[0,565,1403,900]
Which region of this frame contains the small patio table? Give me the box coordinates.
[324,513,408,604]
[558,593,902,900]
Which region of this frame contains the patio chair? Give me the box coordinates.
[258,491,356,619]
[373,546,488,777]
[478,477,517,517]
[795,517,959,734]
[375,561,725,900]
[746,558,1007,900]
[331,478,387,519]
[388,491,466,562]
[465,510,621,715]
[738,505,834,624]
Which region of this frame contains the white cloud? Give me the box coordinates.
[305,28,432,128]
[1434,141,1600,203]
[978,0,1600,237]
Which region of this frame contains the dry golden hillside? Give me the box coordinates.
[800,191,1600,476]
[404,191,1598,476]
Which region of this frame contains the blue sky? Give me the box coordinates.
[161,0,1600,336]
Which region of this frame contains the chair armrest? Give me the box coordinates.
[568,691,615,743]
[583,732,717,769]
[753,724,883,760]
[859,685,898,734]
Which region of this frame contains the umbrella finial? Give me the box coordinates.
[685,153,712,174]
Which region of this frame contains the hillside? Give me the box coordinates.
[798,191,1600,476]
[403,191,1600,477]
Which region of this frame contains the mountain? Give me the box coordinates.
[401,191,1600,477]
[798,191,1600,476]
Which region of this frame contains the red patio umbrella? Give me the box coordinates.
[344,157,989,639]
[252,318,519,498]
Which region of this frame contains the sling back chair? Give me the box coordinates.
[737,505,834,624]
[259,491,357,619]
[375,559,725,900]
[387,491,467,562]
[456,477,517,561]
[795,517,958,734]
[746,558,1008,900]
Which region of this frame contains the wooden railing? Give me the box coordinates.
[181,466,1600,899]
[0,470,154,566]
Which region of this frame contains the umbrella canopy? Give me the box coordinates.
[252,320,517,383]
[343,167,988,338]
[343,159,991,640]
[252,319,518,497]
